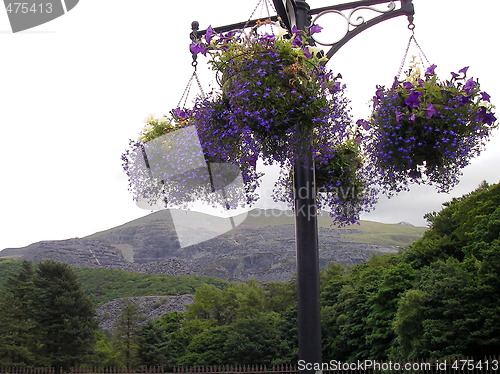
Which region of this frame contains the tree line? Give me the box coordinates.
[0,260,96,369]
[1,182,498,368]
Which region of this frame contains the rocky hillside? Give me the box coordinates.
[97,295,193,333]
[0,209,425,282]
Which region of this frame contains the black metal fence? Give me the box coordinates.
[1,357,499,374]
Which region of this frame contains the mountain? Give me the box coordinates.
[0,209,426,282]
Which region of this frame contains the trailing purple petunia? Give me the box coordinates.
[364,59,497,194]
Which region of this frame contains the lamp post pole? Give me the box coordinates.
[292,1,322,371]
[191,1,414,371]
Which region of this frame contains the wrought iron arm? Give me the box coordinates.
[191,0,414,61]
[192,15,280,37]
[308,0,414,60]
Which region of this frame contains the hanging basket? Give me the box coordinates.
[191,21,344,141]
[122,96,263,210]
[366,59,497,193]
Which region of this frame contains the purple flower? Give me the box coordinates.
[375,86,385,100]
[171,107,188,119]
[424,103,436,118]
[451,71,460,79]
[190,41,208,56]
[403,82,414,90]
[405,91,423,108]
[356,119,371,130]
[262,33,276,41]
[303,47,312,58]
[480,92,491,102]
[459,66,469,76]
[464,78,476,94]
[205,25,216,44]
[477,107,497,125]
[309,24,323,34]
[460,96,472,105]
[391,77,399,90]
[425,64,437,75]
[291,33,302,47]
[395,109,403,122]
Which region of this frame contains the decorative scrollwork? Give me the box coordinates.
[311,1,397,46]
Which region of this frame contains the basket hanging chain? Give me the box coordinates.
[396,24,431,79]
[244,0,275,29]
[177,69,205,110]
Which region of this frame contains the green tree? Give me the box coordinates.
[92,330,119,367]
[150,312,192,367]
[392,289,426,359]
[224,313,285,365]
[0,261,38,366]
[276,305,298,363]
[137,320,171,366]
[404,181,500,267]
[175,279,298,366]
[365,262,414,359]
[262,281,296,313]
[111,300,144,368]
[395,258,499,358]
[33,260,97,370]
[185,284,235,325]
[177,325,230,366]
[321,255,400,360]
[395,182,500,357]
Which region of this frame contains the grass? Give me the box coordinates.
[240,210,426,247]
[0,259,228,306]
[337,220,426,246]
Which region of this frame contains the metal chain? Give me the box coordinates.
[244,0,275,29]
[263,0,273,19]
[194,71,205,99]
[413,34,431,68]
[396,25,431,79]
[244,0,264,28]
[177,70,205,109]
[397,34,414,79]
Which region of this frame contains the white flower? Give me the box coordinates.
[479,101,495,110]
[307,46,323,57]
[144,114,155,123]
[143,124,154,133]
[273,25,288,39]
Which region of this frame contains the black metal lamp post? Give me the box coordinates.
[191,1,414,371]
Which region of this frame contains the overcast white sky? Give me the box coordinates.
[1,0,499,251]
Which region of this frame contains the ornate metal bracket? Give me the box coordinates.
[309,0,414,60]
[192,0,414,62]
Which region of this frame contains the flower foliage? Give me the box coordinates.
[316,140,378,224]
[192,22,352,164]
[365,59,497,193]
[121,98,262,210]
